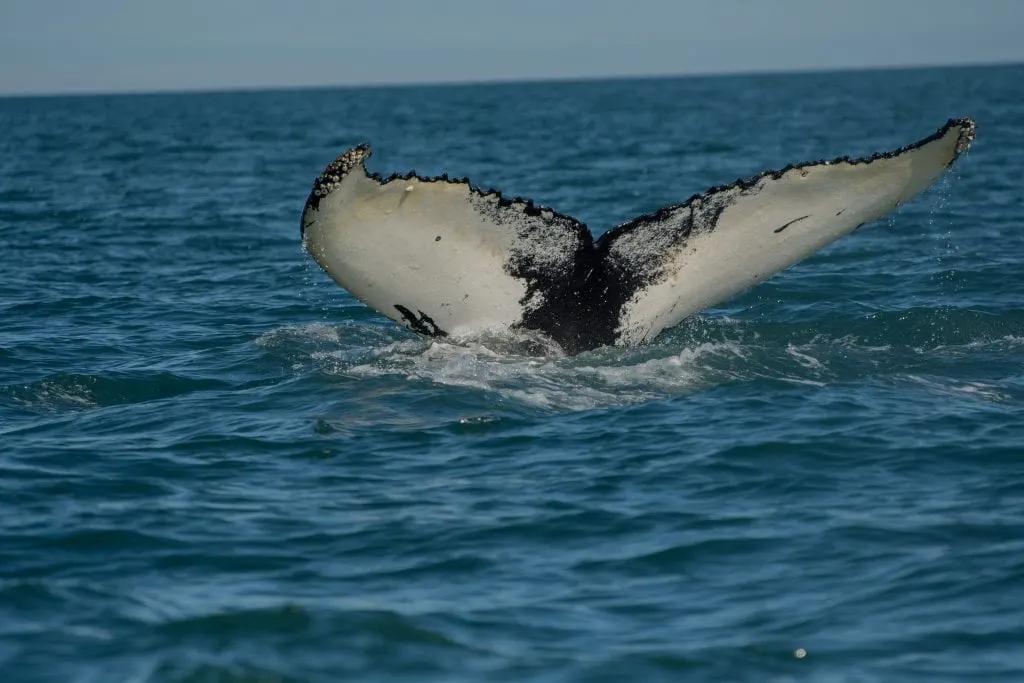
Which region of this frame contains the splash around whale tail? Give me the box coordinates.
[301,118,975,355]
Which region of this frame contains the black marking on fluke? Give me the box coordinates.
[394,305,448,338]
[774,215,811,234]
[302,118,976,353]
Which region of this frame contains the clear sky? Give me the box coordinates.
[2,0,1022,95]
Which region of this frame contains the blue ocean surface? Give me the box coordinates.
[2,64,1023,682]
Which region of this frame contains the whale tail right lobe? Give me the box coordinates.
[603,118,977,346]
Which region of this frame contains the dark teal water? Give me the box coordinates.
[2,64,1023,682]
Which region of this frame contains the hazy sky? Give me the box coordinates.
[2,0,1022,95]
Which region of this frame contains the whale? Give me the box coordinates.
[301,118,975,355]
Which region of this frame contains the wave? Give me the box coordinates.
[257,305,1023,413]
[0,371,230,415]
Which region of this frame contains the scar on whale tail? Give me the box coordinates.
[300,118,976,355]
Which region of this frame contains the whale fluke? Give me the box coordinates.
[301,118,975,354]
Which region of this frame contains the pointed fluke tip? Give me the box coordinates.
[303,142,373,217]
[949,117,976,156]
[329,142,372,174]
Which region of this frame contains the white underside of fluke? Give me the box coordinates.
[305,172,534,337]
[301,118,975,354]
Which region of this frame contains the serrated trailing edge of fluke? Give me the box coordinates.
[300,142,587,238]
[299,117,975,239]
[596,117,975,244]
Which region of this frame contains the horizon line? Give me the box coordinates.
[1,57,1021,101]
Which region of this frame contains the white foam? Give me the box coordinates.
[296,325,757,411]
[257,321,842,411]
[785,344,829,372]
[258,311,1013,412]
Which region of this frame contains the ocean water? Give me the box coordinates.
[2,64,1023,682]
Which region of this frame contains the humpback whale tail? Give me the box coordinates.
[301,118,975,355]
